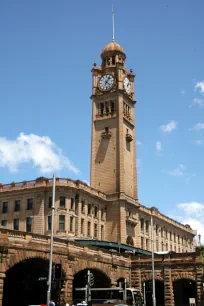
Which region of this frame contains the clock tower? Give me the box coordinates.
[90,40,138,200]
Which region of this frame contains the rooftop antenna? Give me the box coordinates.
[112,5,115,42]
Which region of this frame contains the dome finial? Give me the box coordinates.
[112,5,115,42]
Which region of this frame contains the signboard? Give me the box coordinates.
[189,298,196,304]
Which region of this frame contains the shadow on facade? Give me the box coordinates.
[144,280,164,306]
[73,268,111,303]
[3,258,50,306]
[173,279,197,306]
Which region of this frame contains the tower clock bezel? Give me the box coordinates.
[123,77,131,95]
[98,74,115,91]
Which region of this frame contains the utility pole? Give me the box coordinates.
[143,282,146,306]
[47,174,56,306]
[151,215,156,306]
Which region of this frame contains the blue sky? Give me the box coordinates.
[0,1,204,239]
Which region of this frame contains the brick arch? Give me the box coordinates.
[141,272,164,282]
[5,249,66,273]
[73,260,112,282]
[172,272,196,282]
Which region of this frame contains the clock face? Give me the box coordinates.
[124,77,131,94]
[99,74,114,91]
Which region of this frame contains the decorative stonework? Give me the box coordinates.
[171,271,196,281]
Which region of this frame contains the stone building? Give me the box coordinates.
[0,40,196,254]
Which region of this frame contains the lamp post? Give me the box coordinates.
[47,174,56,306]
[46,175,79,305]
[198,234,201,247]
[151,215,156,306]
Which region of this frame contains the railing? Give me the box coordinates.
[0,177,107,199]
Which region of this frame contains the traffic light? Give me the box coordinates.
[54,263,62,280]
[89,272,94,287]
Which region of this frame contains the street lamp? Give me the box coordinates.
[46,175,79,305]
[198,234,201,247]
[151,215,156,306]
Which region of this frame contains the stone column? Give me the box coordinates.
[164,268,174,306]
[62,275,74,305]
[0,263,6,306]
[196,267,203,304]
[131,268,142,292]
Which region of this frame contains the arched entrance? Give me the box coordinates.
[73,268,111,303]
[173,279,197,306]
[143,280,164,306]
[3,258,49,306]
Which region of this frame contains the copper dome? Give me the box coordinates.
[101,41,125,55]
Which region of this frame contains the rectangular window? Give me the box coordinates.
[155,224,159,236]
[101,209,104,220]
[48,216,52,231]
[81,219,84,234]
[112,56,115,65]
[75,201,78,214]
[141,237,144,249]
[94,206,98,218]
[1,220,7,227]
[2,202,8,213]
[94,223,98,238]
[14,218,19,230]
[145,221,149,234]
[27,199,33,210]
[156,240,159,252]
[161,227,164,238]
[88,204,92,215]
[81,200,85,213]
[70,216,73,232]
[146,239,149,250]
[49,197,52,208]
[111,101,115,113]
[26,217,32,232]
[59,215,65,232]
[14,200,20,212]
[101,225,104,240]
[166,243,168,251]
[140,218,144,233]
[70,198,74,210]
[87,221,91,237]
[60,197,66,208]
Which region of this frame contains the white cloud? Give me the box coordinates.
[195,80,204,95]
[172,202,204,244]
[156,141,162,152]
[192,98,204,108]
[160,120,177,133]
[169,164,185,177]
[195,139,202,145]
[191,122,204,131]
[136,141,142,145]
[180,89,186,95]
[0,133,79,174]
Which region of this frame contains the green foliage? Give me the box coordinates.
[200,245,204,263]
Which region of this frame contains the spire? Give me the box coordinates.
[112,5,115,42]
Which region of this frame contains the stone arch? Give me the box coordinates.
[173,278,197,306]
[171,271,196,282]
[73,258,112,281]
[141,272,164,282]
[5,249,68,272]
